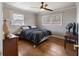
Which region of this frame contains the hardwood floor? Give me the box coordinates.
[18,36,77,56]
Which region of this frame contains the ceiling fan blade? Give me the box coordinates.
[44,8,53,11]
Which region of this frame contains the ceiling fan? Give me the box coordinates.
[40,2,53,11]
[31,2,53,11]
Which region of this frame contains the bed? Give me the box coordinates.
[19,26,52,46]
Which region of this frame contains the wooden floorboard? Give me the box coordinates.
[18,36,77,56]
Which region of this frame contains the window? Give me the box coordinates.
[11,13,24,26]
[42,13,62,25]
[51,14,62,25]
[42,15,52,24]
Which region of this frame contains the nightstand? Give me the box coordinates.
[3,34,19,56]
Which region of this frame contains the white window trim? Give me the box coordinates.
[11,13,24,26]
[42,13,63,25]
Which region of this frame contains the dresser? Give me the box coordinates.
[3,34,19,56]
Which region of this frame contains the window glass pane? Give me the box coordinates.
[11,13,24,25]
[13,13,24,20]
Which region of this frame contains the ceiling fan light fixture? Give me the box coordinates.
[40,8,45,11]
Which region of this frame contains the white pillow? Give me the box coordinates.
[22,26,30,30]
[31,26,37,29]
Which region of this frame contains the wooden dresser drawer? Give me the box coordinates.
[3,38,18,56]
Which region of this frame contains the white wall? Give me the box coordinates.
[37,7,76,36]
[76,3,79,55]
[3,5,37,33]
[0,2,3,55]
[77,3,79,23]
[76,3,79,33]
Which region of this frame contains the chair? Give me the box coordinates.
[64,22,78,56]
[64,32,78,48]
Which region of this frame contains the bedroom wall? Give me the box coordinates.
[3,4,37,33]
[36,7,76,36]
[76,3,79,55]
[0,2,3,55]
[76,3,79,34]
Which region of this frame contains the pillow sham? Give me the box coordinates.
[31,26,37,29]
[21,26,30,30]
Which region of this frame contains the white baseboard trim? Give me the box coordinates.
[52,35,64,39]
[0,51,2,56]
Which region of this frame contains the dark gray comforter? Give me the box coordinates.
[20,28,52,44]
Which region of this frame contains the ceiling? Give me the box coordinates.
[4,2,75,13]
